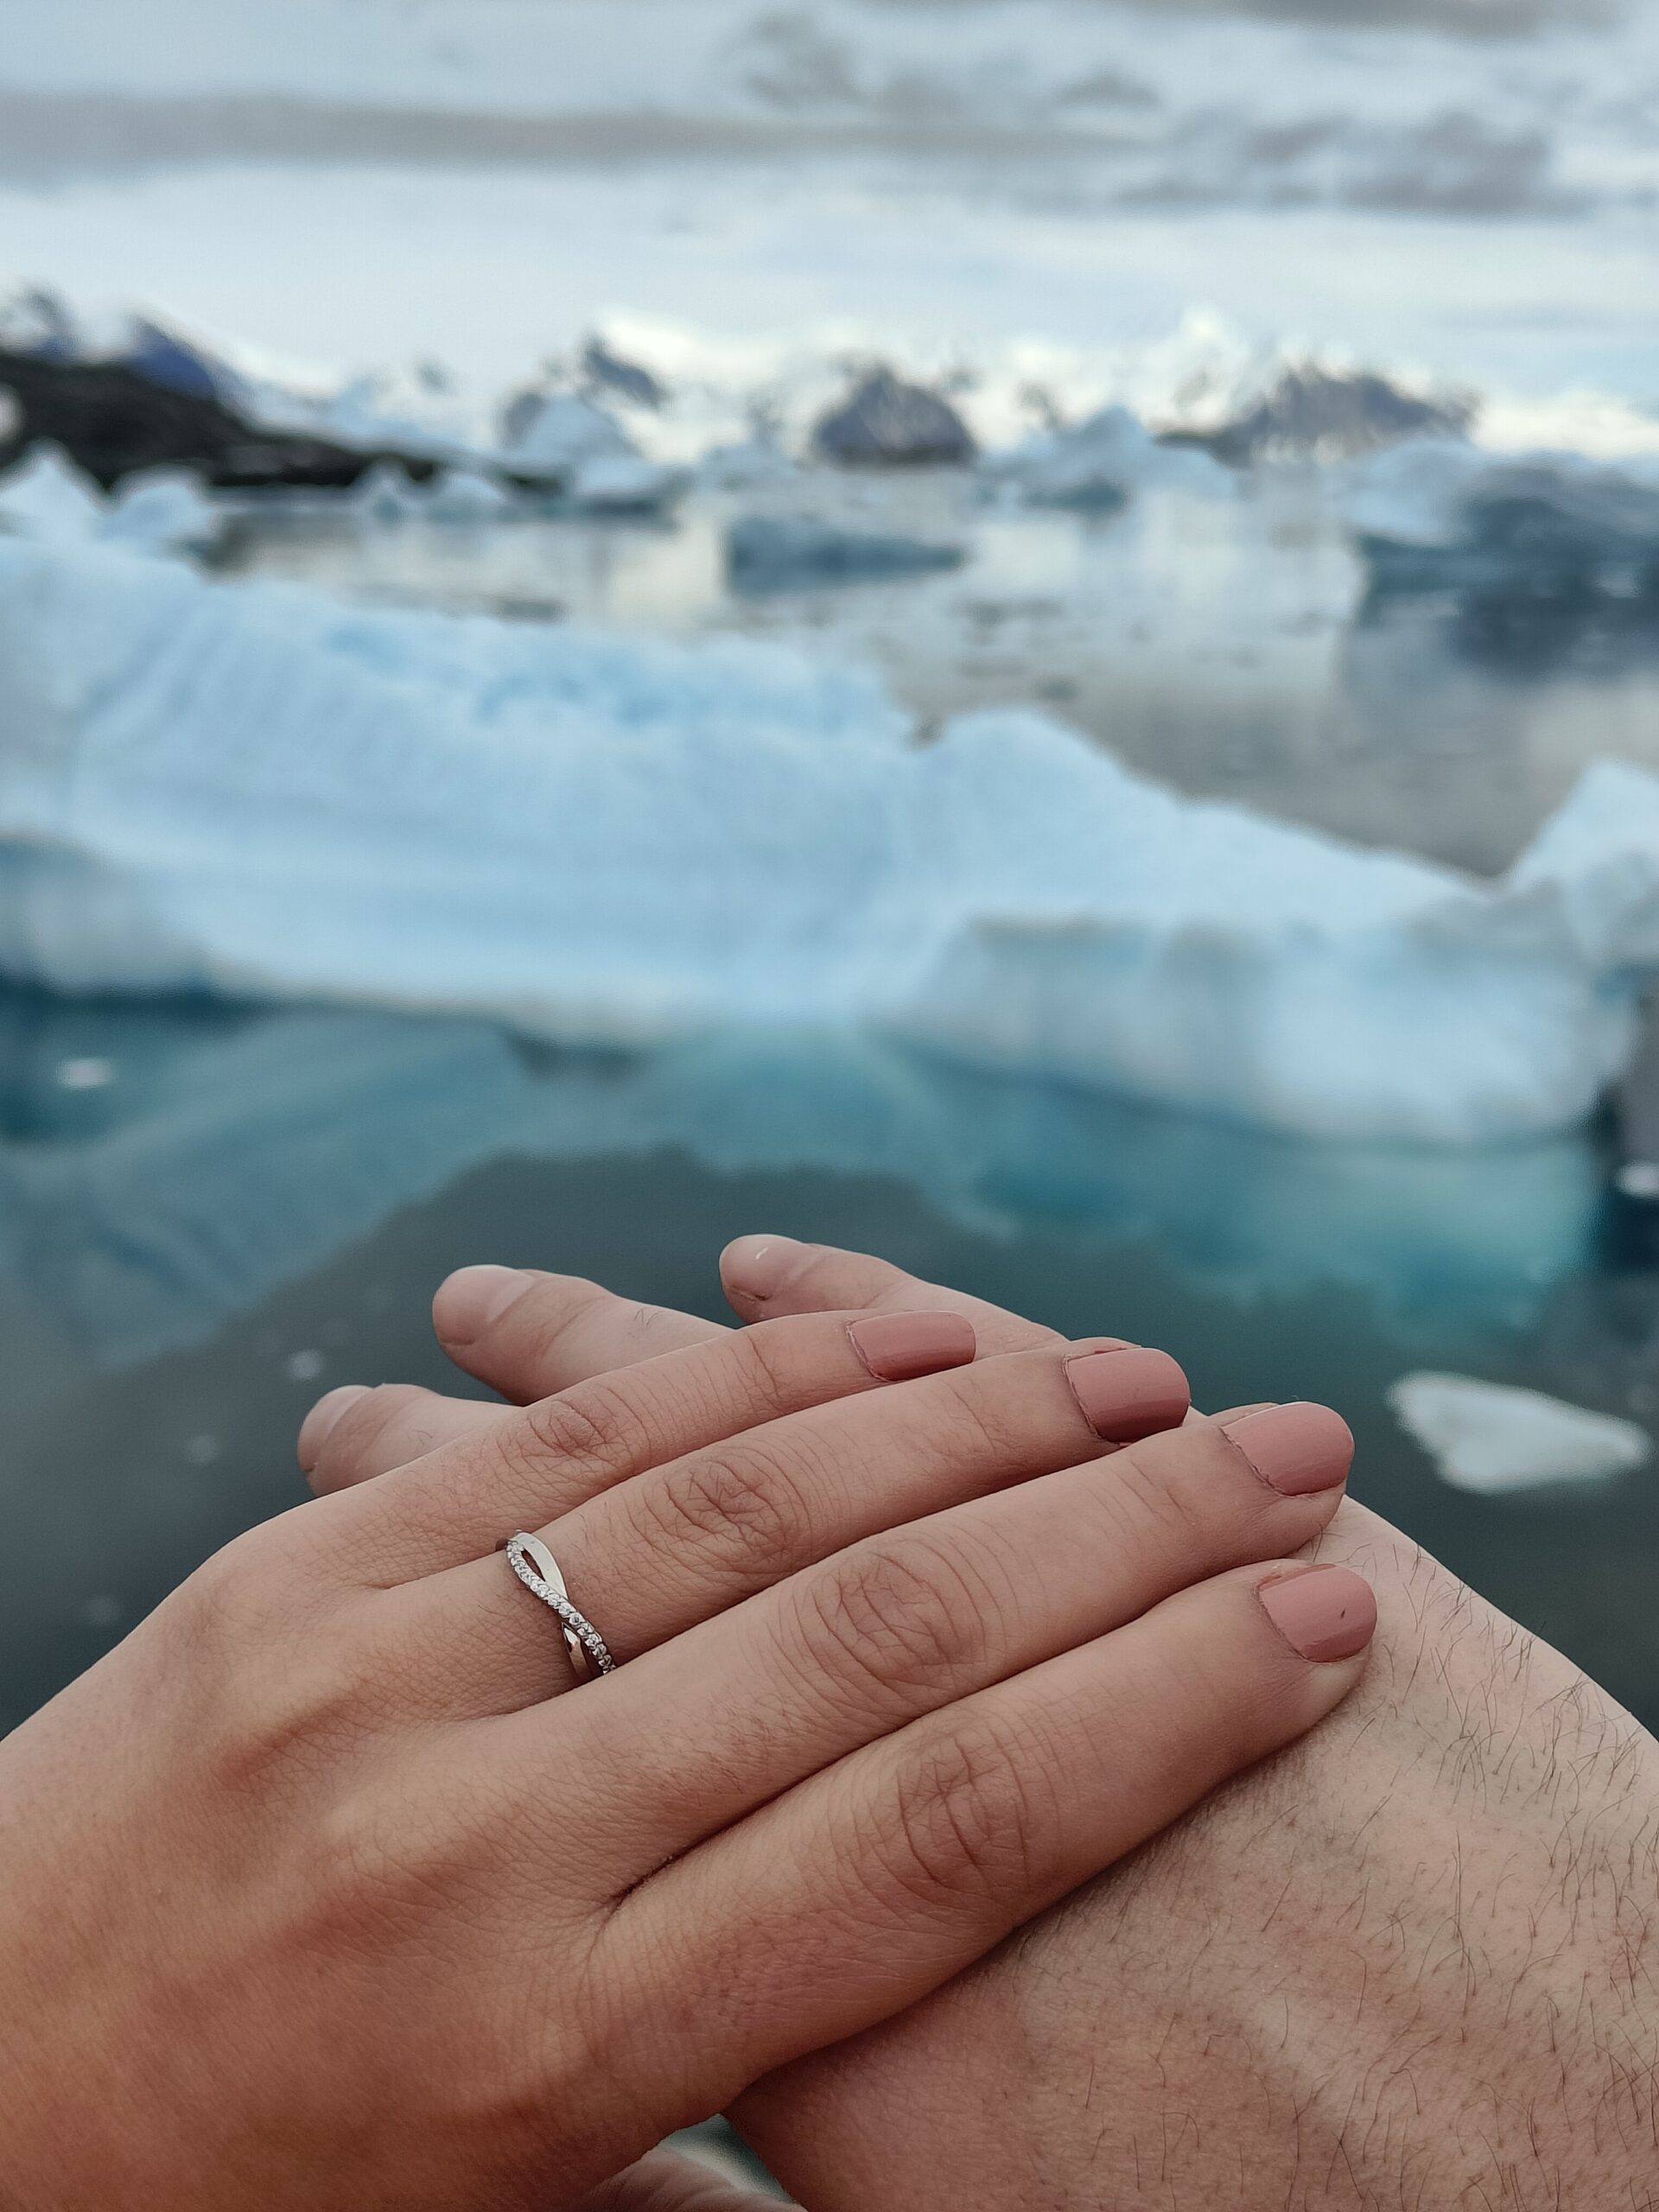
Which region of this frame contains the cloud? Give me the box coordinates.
[863,0,1620,33]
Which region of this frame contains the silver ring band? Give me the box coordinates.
[505,1533,617,1681]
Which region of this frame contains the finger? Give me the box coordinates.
[607,1560,1376,2094]
[537,1401,1354,1873]
[336,1308,983,1584]
[380,1335,1192,1713]
[722,1237,1060,1355]
[571,2151,779,2212]
[434,1268,727,1402]
[302,1385,517,1494]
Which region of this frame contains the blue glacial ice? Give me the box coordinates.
[0,537,1656,1146]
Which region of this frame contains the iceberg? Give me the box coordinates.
[1389,1374,1652,1496]
[1338,437,1659,589]
[0,537,1657,1146]
[981,407,1234,510]
[0,444,219,553]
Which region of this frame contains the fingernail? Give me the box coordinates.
[1223,1403,1354,1497]
[433,1265,530,1345]
[1258,1566,1378,1663]
[1065,1346,1191,1444]
[297,1385,370,1473]
[723,1235,806,1301]
[848,1313,977,1383]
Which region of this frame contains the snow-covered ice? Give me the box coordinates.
[1389,1373,1653,1495]
[3,536,1659,1146]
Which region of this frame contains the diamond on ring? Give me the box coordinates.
[505,1533,617,1681]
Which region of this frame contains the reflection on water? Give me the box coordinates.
[2,988,1656,1738]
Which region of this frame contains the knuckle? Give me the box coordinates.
[204,1616,383,1789]
[516,1380,635,1487]
[800,1535,985,1700]
[637,1441,809,1584]
[869,1714,1046,1908]
[328,1383,429,1463]
[1103,1437,1226,1562]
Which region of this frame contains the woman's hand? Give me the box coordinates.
[461,1243,1659,2212]
[0,1295,1370,2211]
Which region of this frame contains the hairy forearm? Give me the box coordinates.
[742,1504,1659,2211]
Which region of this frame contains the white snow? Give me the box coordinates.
[1390,1373,1653,1495]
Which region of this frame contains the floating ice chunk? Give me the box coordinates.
[0,446,217,555]
[728,513,965,587]
[1338,437,1659,585]
[982,407,1234,509]
[103,467,220,554]
[349,460,431,522]
[0,539,1656,1145]
[423,467,518,521]
[1390,1373,1653,1495]
[567,454,687,517]
[0,444,105,542]
[697,436,798,490]
[503,391,637,476]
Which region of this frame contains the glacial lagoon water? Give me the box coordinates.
[4,481,1659,1737]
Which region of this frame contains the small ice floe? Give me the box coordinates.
[104,467,221,554]
[982,406,1234,510]
[500,389,638,479]
[0,443,105,541]
[727,512,966,588]
[0,445,219,554]
[56,1057,114,1091]
[1389,1372,1653,1496]
[1337,437,1659,590]
[350,460,431,522]
[565,454,688,518]
[423,467,518,521]
[813,369,976,467]
[697,435,798,491]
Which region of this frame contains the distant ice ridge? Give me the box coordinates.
[2,537,1658,1146]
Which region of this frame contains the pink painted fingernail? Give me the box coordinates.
[1223,1403,1354,1496]
[1065,1347,1191,1444]
[1258,1567,1378,1663]
[848,1312,977,1383]
[297,1385,370,1473]
[723,1235,806,1300]
[433,1265,530,1345]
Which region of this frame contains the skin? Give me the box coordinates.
[323,1241,1659,2211]
[0,1299,1372,2211]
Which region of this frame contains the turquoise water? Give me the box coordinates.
[3,989,1656,1736]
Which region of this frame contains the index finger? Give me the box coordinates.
[722,1237,1062,1356]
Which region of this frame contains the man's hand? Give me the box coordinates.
[332,1236,1659,2210]
[722,1243,1659,2211]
